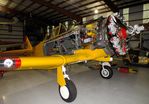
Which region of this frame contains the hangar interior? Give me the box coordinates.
[0,0,148,104]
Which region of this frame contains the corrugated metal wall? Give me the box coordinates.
[0,18,23,43]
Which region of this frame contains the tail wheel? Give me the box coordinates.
[59,79,77,102]
[100,66,113,79]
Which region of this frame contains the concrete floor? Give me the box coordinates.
[0,64,149,104]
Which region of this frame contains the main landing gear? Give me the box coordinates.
[57,66,77,102]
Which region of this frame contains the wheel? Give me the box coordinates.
[100,66,113,79]
[59,79,77,102]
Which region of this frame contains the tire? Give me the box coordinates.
[100,66,113,79]
[59,79,77,102]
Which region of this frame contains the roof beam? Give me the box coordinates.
[46,0,104,17]
[82,10,111,17]
[42,12,58,18]
[51,16,70,24]
[48,7,109,21]
[31,0,53,13]
[0,5,50,25]
[103,0,118,12]
[48,14,63,21]
[53,16,68,21]
[46,3,105,20]
[117,0,140,7]
[68,1,99,11]
[55,0,70,6]
[113,0,123,3]
[46,13,61,19]
[119,0,149,9]
[21,2,35,12]
[33,0,52,15]
[40,9,58,17]
[62,0,86,9]
[73,4,105,14]
[14,0,25,9]
[31,0,82,21]
[11,0,25,17]
[78,7,109,16]
[31,5,43,13]
[35,8,49,15]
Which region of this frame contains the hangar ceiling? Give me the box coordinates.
[0,0,148,24]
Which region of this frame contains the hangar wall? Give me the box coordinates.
[82,3,149,25]
[122,3,149,49]
[0,18,24,43]
[81,3,149,50]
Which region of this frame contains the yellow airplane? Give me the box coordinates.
[0,24,113,102]
[0,36,33,56]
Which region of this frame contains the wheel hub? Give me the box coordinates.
[102,69,109,77]
[60,86,70,99]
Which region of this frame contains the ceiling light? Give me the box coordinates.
[94,9,99,14]
[2,96,6,100]
[0,0,8,6]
